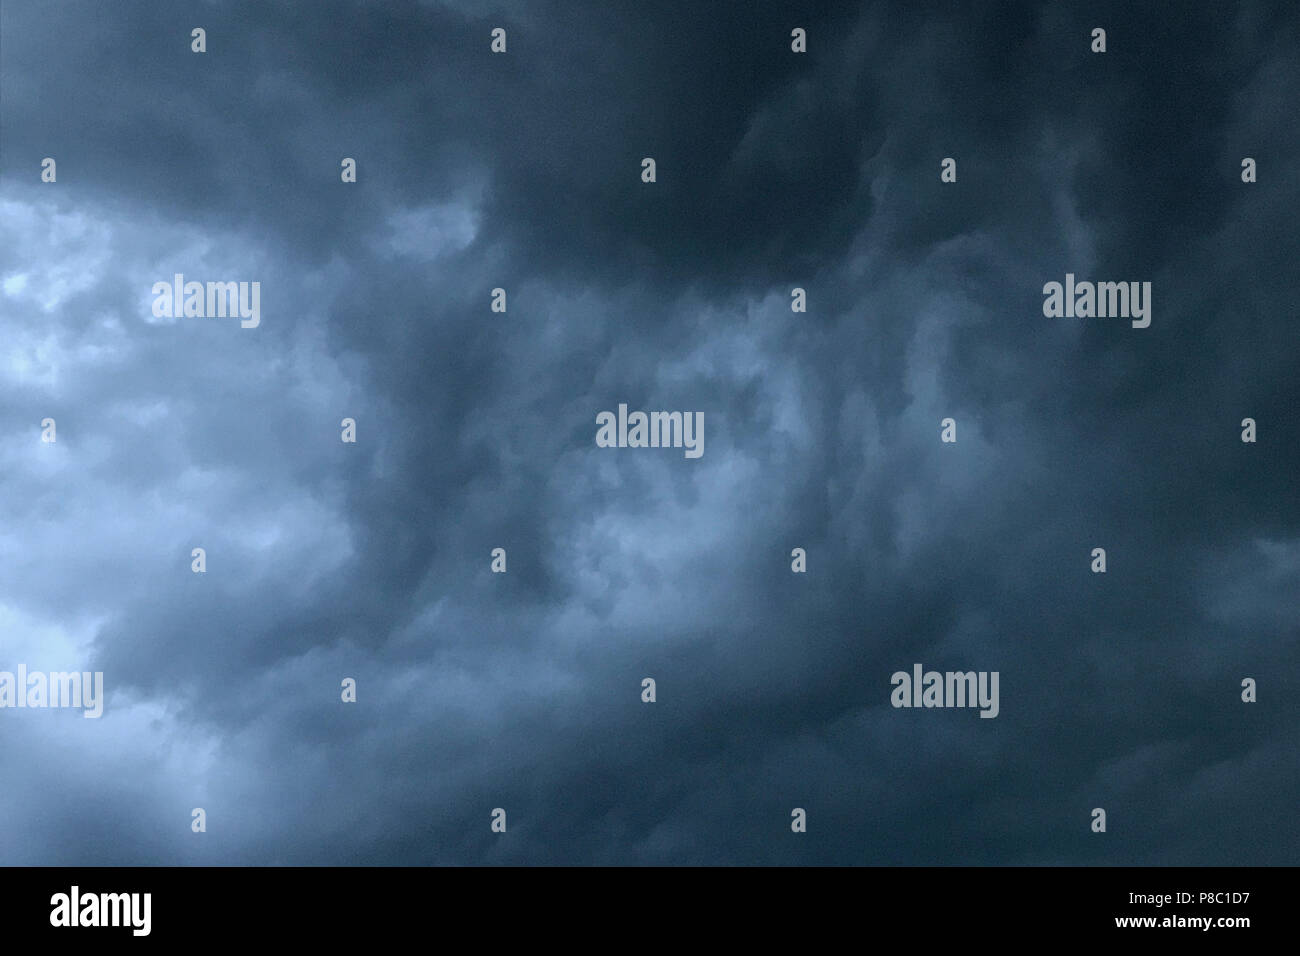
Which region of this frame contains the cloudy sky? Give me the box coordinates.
[1,0,1296,865]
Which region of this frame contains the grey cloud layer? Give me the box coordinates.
[0,0,1296,864]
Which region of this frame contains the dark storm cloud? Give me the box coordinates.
[0,0,1295,865]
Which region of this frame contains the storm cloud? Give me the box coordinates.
[0,0,1296,865]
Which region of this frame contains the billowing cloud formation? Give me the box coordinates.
[0,0,1296,864]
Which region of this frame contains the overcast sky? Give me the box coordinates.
[1,0,1296,865]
